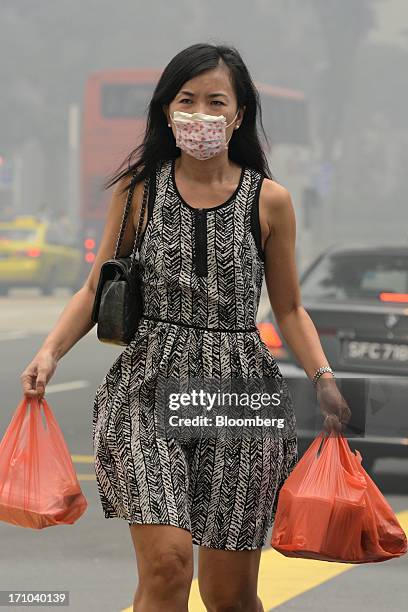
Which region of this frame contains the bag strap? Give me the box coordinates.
[316,430,330,458]
[113,171,149,273]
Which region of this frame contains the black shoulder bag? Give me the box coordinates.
[90,171,149,346]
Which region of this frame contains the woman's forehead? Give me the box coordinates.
[177,67,234,97]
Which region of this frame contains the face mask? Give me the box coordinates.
[170,110,240,160]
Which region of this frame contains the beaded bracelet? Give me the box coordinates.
[312,365,334,386]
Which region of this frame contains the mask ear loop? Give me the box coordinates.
[225,110,240,129]
[225,110,241,145]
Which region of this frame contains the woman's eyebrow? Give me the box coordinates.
[179,90,229,98]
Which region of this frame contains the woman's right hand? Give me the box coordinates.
[20,349,58,399]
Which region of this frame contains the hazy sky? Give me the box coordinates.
[370,0,408,46]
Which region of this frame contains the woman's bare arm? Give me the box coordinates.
[38,176,146,361]
[19,175,149,400]
[262,180,333,382]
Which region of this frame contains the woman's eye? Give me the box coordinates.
[179,99,224,105]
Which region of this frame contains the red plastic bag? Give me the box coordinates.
[0,396,88,529]
[271,431,407,563]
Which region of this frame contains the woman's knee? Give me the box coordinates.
[149,548,193,588]
[198,548,261,612]
[129,523,193,605]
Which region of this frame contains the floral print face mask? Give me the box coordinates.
[170,110,239,160]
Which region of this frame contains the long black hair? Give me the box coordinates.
[104,42,274,195]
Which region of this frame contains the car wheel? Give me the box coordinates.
[41,267,58,296]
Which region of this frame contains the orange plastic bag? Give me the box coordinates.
[271,432,407,563]
[0,396,88,529]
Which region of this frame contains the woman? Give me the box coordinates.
[21,43,351,612]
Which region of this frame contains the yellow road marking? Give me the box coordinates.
[71,454,94,463]
[120,509,408,612]
[71,455,95,480]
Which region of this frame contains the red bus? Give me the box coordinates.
[80,68,310,280]
[80,68,160,278]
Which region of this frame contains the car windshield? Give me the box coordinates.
[0,228,39,242]
[301,252,408,301]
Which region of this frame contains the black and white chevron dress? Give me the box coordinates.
[92,158,298,550]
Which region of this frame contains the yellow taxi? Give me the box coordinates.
[0,215,83,295]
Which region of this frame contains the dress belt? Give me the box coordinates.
[141,314,258,333]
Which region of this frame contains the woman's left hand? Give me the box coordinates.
[315,377,352,434]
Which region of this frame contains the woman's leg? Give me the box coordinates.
[129,523,194,612]
[197,546,264,612]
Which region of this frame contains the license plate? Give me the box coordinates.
[342,339,408,362]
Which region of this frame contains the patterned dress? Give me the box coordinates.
[92,158,298,550]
